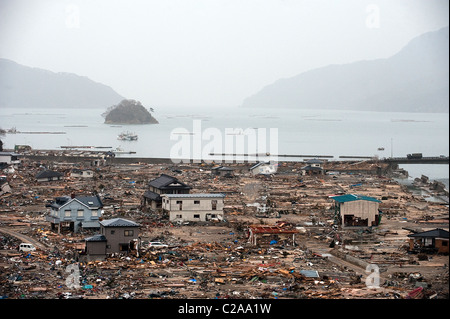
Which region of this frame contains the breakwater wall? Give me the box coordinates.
[22,154,175,165]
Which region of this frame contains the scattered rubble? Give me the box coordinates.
[0,155,448,299]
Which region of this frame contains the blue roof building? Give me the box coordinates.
[331,194,381,203]
[331,194,382,228]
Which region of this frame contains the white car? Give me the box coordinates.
[148,242,168,249]
[19,243,36,252]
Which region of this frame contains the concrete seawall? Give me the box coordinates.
[22,154,175,165]
[331,248,370,270]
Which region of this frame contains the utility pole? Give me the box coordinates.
[391,138,393,158]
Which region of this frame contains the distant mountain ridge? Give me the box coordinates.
[0,58,124,108]
[241,27,449,113]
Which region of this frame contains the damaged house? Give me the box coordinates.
[408,228,449,254]
[0,151,21,166]
[99,218,140,254]
[45,194,104,233]
[249,162,278,175]
[247,223,299,246]
[300,158,325,176]
[162,193,226,222]
[142,174,191,210]
[36,170,64,182]
[331,194,382,228]
[80,218,140,262]
[70,168,94,178]
[211,166,234,178]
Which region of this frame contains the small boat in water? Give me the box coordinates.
[377,147,385,151]
[118,131,138,141]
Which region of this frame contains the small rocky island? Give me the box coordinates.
[103,99,159,124]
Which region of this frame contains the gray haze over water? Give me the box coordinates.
[1,106,448,188]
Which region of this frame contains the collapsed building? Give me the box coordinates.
[247,223,299,246]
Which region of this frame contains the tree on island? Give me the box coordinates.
[103,99,159,124]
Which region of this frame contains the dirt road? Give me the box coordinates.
[0,227,48,251]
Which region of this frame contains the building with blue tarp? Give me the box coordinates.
[330,194,382,228]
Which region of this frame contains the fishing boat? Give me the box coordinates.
[117,131,138,141]
[377,147,385,151]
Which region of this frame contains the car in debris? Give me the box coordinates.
[148,242,169,249]
[18,243,36,252]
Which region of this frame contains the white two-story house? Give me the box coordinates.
[161,193,226,222]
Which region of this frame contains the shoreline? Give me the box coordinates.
[4,148,448,200]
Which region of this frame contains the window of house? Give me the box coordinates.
[194,214,200,219]
[442,241,448,246]
[424,238,433,247]
[110,230,115,235]
[212,200,217,210]
[91,210,98,217]
[177,200,183,210]
[176,214,182,219]
[194,200,200,205]
[65,210,71,217]
[77,210,84,217]
[124,230,134,236]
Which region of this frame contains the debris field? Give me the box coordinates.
[0,156,448,299]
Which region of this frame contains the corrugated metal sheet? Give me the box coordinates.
[299,270,320,278]
[99,218,139,228]
[163,193,226,198]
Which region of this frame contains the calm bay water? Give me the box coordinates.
[1,106,448,188]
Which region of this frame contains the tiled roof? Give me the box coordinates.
[148,174,191,190]
[36,170,63,179]
[100,218,139,228]
[408,228,449,238]
[76,195,103,208]
[143,190,161,201]
[85,234,107,242]
[48,195,103,209]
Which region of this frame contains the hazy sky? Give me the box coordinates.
[0,0,448,108]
